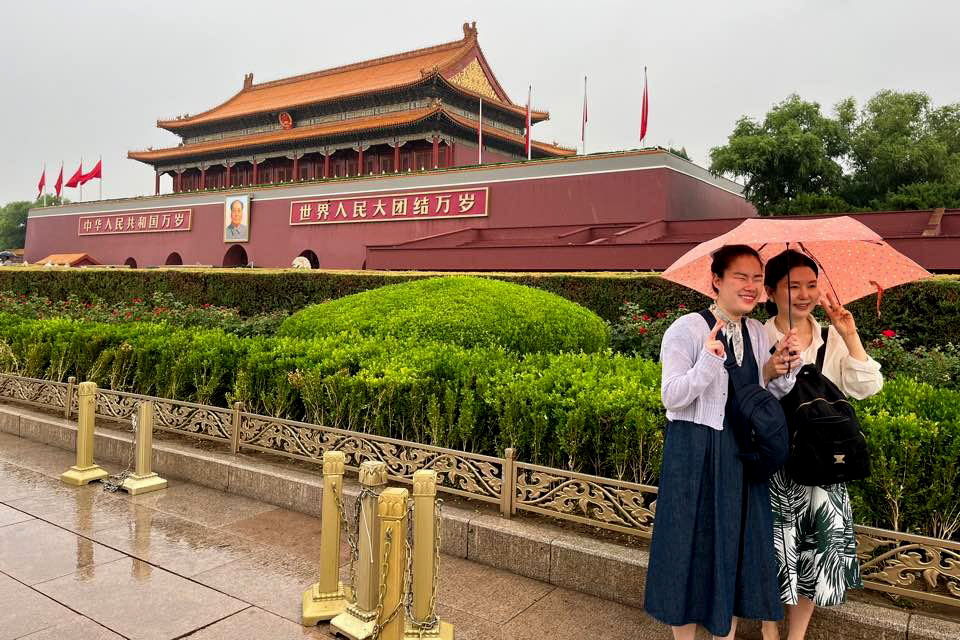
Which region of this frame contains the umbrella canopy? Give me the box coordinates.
[661,216,931,304]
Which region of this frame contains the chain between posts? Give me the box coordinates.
[370,527,404,640]
[102,410,138,493]
[403,497,443,638]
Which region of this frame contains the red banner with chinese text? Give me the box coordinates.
[77,209,192,236]
[289,187,488,226]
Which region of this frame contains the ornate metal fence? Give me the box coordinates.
[0,372,957,608]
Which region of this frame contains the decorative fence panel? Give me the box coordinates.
[0,372,957,608]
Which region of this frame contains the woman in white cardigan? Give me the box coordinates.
[760,249,883,640]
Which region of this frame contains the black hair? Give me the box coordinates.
[763,249,819,315]
[710,244,763,293]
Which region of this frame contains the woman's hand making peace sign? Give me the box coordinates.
[705,320,726,358]
[820,291,858,338]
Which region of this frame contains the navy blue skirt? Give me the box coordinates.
[643,419,783,636]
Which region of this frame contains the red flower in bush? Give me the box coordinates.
[631,314,639,321]
[656,311,667,318]
[881,329,896,338]
[642,314,651,322]
[637,327,648,335]
[125,311,132,318]
[678,303,686,310]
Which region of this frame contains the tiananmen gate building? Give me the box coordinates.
[25,23,960,272]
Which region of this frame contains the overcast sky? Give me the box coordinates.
[2,0,958,204]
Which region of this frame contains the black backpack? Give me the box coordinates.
[699,310,789,482]
[778,327,871,486]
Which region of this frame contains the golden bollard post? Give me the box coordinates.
[330,460,388,640]
[405,471,454,640]
[120,401,167,495]
[61,382,109,486]
[374,487,408,640]
[303,450,349,625]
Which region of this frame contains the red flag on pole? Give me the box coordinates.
[640,67,649,144]
[525,86,532,160]
[55,164,64,197]
[65,162,84,188]
[81,158,102,184]
[37,166,46,199]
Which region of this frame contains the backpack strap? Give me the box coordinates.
[815,326,829,371]
[698,308,716,332]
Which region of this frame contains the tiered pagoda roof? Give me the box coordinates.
[130,23,573,165]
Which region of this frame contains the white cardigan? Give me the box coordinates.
[660,312,797,431]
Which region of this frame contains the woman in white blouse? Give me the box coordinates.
[760,250,883,640]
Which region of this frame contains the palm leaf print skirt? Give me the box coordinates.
[768,469,863,607]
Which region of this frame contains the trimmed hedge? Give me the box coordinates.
[0,310,958,537]
[0,268,955,347]
[279,276,609,354]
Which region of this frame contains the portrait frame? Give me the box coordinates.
[224,195,250,243]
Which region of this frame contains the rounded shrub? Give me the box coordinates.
[278,276,609,354]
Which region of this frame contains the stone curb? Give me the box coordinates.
[1,404,956,640]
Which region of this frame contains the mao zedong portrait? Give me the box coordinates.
[225,199,248,241]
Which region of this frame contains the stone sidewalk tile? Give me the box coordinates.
[437,553,555,624]
[0,519,125,585]
[182,606,336,639]
[7,485,156,535]
[500,587,672,640]
[227,455,324,517]
[0,572,84,640]
[803,599,909,640]
[434,603,503,640]
[907,612,960,640]
[15,615,125,640]
[223,506,350,566]
[127,481,278,527]
[35,556,248,640]
[90,508,260,577]
[550,533,649,609]
[21,415,77,452]
[192,548,319,625]
[467,513,556,582]
[0,502,33,527]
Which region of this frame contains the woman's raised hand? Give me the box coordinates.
[820,291,857,338]
[766,328,803,379]
[705,320,726,358]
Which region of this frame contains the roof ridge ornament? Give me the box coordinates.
[463,21,477,39]
[243,73,254,89]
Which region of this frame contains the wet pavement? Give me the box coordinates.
[0,431,675,640]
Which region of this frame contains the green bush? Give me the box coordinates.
[279,276,610,354]
[850,378,960,540]
[1,268,956,349]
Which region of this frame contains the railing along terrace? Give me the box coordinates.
[0,372,957,609]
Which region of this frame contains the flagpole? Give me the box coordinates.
[526,85,532,161]
[582,75,587,156]
[79,156,83,202]
[478,98,483,165]
[99,155,102,200]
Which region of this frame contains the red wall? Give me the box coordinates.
[25,156,755,269]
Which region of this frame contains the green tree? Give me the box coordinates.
[0,196,70,250]
[842,91,959,207]
[709,95,850,215]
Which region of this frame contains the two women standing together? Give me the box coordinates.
[644,245,883,640]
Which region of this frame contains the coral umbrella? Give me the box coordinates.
[661,216,930,308]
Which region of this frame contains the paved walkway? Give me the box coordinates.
[0,432,678,640]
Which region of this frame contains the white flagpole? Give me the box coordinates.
[582,76,588,155]
[79,156,83,202]
[478,98,483,165]
[526,85,532,161]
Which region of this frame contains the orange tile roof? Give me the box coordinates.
[36,253,99,266]
[445,112,577,156]
[158,24,546,130]
[130,106,573,163]
[131,108,439,162]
